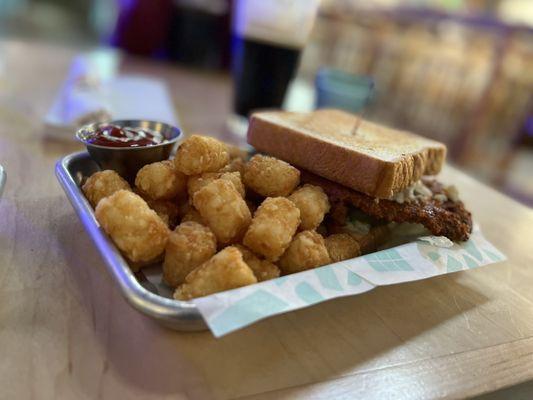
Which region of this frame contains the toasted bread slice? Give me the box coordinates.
[247,109,446,199]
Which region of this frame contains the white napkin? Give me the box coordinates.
[44,49,179,139]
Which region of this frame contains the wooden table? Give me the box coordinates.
[1,39,533,400]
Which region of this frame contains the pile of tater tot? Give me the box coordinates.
[82,134,387,300]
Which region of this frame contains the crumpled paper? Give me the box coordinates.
[190,225,505,337]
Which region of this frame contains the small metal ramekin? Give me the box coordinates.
[76,120,182,182]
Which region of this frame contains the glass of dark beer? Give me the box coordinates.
[229,0,320,135]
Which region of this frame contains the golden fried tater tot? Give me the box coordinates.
[278,230,331,274]
[226,144,249,160]
[82,170,131,207]
[135,160,186,200]
[243,197,300,261]
[221,172,246,197]
[234,245,280,282]
[174,246,257,300]
[95,190,169,268]
[174,135,229,175]
[187,171,245,198]
[187,172,217,198]
[181,207,205,225]
[332,224,391,255]
[147,199,180,229]
[325,233,361,263]
[163,222,217,287]
[219,157,245,175]
[193,179,251,244]
[243,154,300,197]
[357,225,391,254]
[288,184,330,230]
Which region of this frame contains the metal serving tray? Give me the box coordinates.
[55,151,206,331]
[0,164,5,199]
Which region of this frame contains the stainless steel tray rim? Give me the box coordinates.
[55,151,206,331]
[0,164,5,199]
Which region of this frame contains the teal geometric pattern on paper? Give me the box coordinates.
[347,271,362,286]
[464,240,483,261]
[315,268,343,291]
[417,233,505,274]
[446,255,463,272]
[484,249,503,262]
[366,249,413,272]
[463,254,479,269]
[427,251,440,262]
[210,290,289,333]
[274,276,290,286]
[296,282,324,304]
[194,227,505,338]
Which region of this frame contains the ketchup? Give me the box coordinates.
[86,124,166,147]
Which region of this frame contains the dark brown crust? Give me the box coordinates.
[301,170,473,242]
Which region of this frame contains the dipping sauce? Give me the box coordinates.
[86,124,167,148]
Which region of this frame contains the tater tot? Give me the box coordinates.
[325,234,361,263]
[278,230,331,274]
[174,246,257,300]
[226,144,249,160]
[193,179,251,244]
[357,225,391,254]
[147,199,180,229]
[243,154,300,197]
[187,173,216,198]
[222,172,245,197]
[174,135,229,175]
[242,197,300,261]
[333,224,391,255]
[288,184,330,230]
[82,170,131,207]
[187,171,245,198]
[95,190,169,267]
[181,207,205,225]
[135,160,186,200]
[163,222,217,287]
[234,245,280,282]
[219,157,245,175]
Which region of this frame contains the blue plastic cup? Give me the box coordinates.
[315,68,374,112]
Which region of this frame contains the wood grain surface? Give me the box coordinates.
[1,39,533,400]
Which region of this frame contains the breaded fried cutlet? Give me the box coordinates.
[301,170,472,242]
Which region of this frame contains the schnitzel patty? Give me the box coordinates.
[301,170,472,242]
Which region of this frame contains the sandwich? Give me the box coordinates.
[247,109,472,242]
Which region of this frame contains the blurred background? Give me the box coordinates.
[1,0,532,206]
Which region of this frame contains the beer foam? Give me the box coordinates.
[233,0,320,48]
